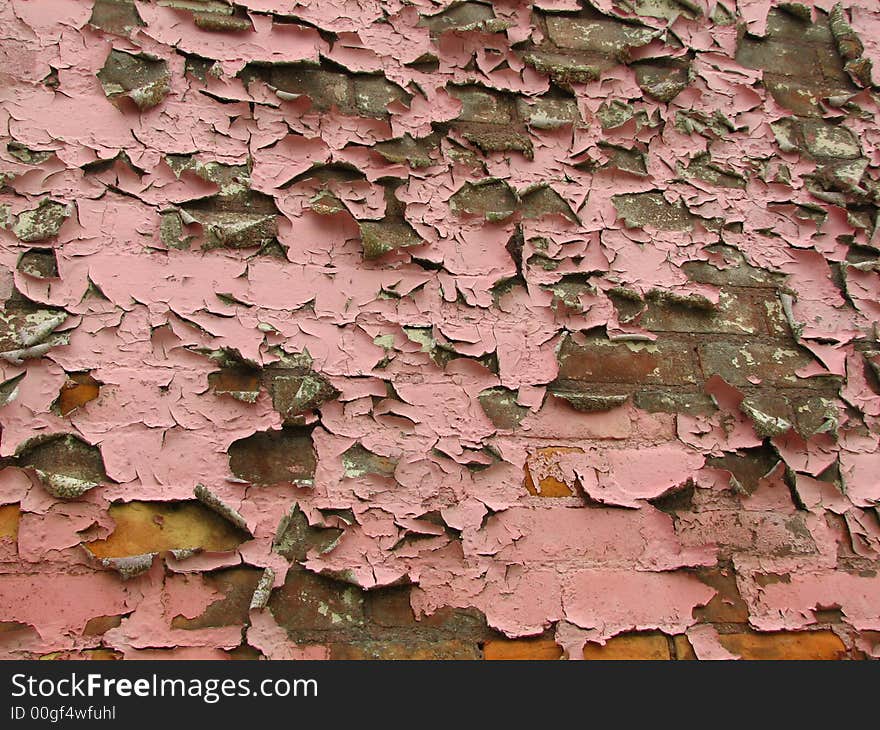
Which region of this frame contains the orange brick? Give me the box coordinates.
[717,630,847,660]
[82,614,124,636]
[524,447,580,497]
[673,635,698,660]
[483,637,564,660]
[0,503,20,541]
[86,501,247,558]
[583,633,671,660]
[57,373,100,415]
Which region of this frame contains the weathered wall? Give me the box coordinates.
[1,0,879,660]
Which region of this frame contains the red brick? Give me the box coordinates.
[557,334,698,385]
[228,428,316,485]
[640,290,768,336]
[268,567,364,631]
[697,341,829,387]
[172,568,263,630]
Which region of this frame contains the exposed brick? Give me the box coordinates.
[737,39,820,78]
[556,334,698,385]
[681,155,746,189]
[483,637,563,660]
[791,394,839,438]
[332,640,480,660]
[521,51,608,88]
[163,159,279,251]
[17,248,59,278]
[478,388,530,430]
[353,75,410,118]
[273,504,341,562]
[208,369,261,402]
[639,290,768,336]
[172,567,262,629]
[419,3,497,33]
[82,614,124,636]
[374,135,439,168]
[57,373,100,415]
[697,341,826,387]
[634,63,689,102]
[762,296,791,337]
[800,120,861,159]
[683,246,785,288]
[11,200,69,243]
[602,145,648,175]
[97,50,170,110]
[520,186,576,221]
[673,634,698,660]
[448,86,512,124]
[365,586,417,627]
[613,192,693,231]
[458,124,534,159]
[582,633,671,660]
[705,446,781,495]
[764,8,834,45]
[86,501,248,558]
[228,428,317,485]
[449,180,517,220]
[359,220,425,259]
[763,75,828,117]
[692,566,751,624]
[516,95,581,129]
[268,66,353,111]
[17,434,106,498]
[544,15,653,56]
[740,393,796,437]
[88,0,144,34]
[716,630,847,660]
[340,444,397,478]
[268,372,338,421]
[366,586,490,636]
[0,503,20,542]
[268,567,364,631]
[524,447,579,497]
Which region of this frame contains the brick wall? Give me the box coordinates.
[1,0,879,659]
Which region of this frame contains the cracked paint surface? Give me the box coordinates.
[1,0,879,660]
